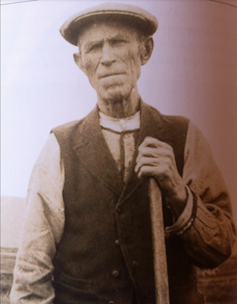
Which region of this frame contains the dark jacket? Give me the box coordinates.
[52,102,204,304]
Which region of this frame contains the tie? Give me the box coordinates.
[99,112,140,183]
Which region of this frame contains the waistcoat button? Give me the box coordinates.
[109,301,115,304]
[112,270,119,277]
[115,239,120,246]
[132,260,138,267]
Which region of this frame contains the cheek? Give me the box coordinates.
[82,55,99,76]
[127,51,141,80]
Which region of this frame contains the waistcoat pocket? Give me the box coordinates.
[54,270,92,291]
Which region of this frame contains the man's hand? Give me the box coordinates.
[135,137,187,217]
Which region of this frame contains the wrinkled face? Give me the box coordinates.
[77,20,144,102]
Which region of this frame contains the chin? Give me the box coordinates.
[108,92,125,102]
[99,88,124,102]
[102,85,132,102]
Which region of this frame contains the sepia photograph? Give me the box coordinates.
[1,1,237,303]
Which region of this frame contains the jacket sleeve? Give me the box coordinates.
[10,134,65,304]
[177,121,236,269]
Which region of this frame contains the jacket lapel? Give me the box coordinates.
[73,107,124,196]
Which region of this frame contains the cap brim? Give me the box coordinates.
[60,3,158,46]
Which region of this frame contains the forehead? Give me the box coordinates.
[78,19,139,46]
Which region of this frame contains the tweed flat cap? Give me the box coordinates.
[60,3,158,46]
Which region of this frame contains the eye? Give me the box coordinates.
[86,43,102,53]
[111,39,126,46]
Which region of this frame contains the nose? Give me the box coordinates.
[100,43,116,66]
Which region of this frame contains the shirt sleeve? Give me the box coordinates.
[165,186,194,236]
[10,133,65,304]
[174,121,236,269]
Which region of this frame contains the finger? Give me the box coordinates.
[137,165,156,179]
[138,137,160,149]
[136,147,175,170]
[136,146,174,164]
[136,147,159,164]
[135,156,159,173]
[137,164,169,179]
[139,137,174,152]
[135,156,173,177]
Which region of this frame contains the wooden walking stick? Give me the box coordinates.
[149,178,170,304]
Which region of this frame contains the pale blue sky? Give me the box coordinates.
[2,1,237,222]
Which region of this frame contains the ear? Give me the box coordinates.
[140,36,154,66]
[73,52,83,70]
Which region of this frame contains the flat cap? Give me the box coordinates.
[60,3,158,46]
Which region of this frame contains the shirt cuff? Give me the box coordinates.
[165,186,194,237]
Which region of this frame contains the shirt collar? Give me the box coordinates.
[99,111,140,133]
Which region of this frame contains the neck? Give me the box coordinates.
[97,88,140,118]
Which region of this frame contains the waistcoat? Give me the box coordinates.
[52,102,204,304]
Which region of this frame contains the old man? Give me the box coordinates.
[11,3,235,304]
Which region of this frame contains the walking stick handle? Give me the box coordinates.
[149,178,170,304]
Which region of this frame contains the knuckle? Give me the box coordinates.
[145,136,157,145]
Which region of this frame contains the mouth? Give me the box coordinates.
[99,73,125,79]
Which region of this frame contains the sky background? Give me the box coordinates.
[1,0,237,223]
